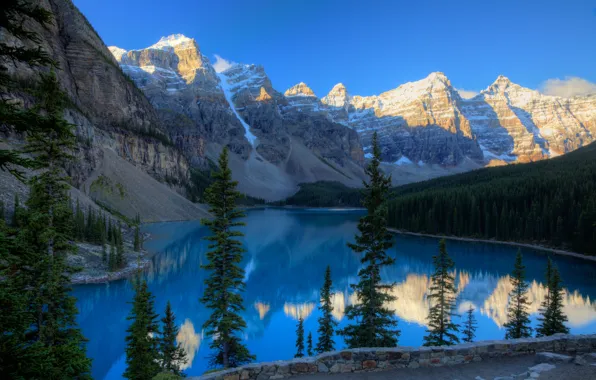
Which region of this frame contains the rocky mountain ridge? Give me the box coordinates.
[320,72,596,166]
[109,32,596,190]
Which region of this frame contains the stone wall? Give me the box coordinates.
[194,334,596,380]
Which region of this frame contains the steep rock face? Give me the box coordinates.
[2,0,191,187]
[218,64,290,164]
[282,82,364,166]
[111,35,251,164]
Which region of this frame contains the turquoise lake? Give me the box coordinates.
[72,208,596,379]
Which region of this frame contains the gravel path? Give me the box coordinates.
[297,355,596,380]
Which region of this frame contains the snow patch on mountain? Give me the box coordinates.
[218,72,257,146]
[148,34,194,50]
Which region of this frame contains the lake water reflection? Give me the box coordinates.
[73,208,596,379]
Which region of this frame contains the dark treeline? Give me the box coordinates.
[275,181,363,207]
[386,142,596,255]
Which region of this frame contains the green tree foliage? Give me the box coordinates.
[295,317,305,358]
[307,332,313,357]
[316,265,338,354]
[200,148,254,368]
[11,193,23,226]
[340,132,400,348]
[504,251,533,339]
[386,142,596,255]
[124,279,161,380]
[462,306,477,343]
[536,264,569,337]
[134,225,141,251]
[0,0,54,179]
[423,239,460,346]
[536,257,553,337]
[0,71,92,378]
[158,301,187,377]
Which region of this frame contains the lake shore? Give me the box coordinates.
[388,228,596,263]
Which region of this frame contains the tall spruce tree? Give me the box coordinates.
[295,317,305,358]
[537,266,569,337]
[462,306,477,343]
[536,257,553,337]
[124,279,161,380]
[134,224,141,252]
[423,239,460,346]
[316,265,338,353]
[1,5,91,377]
[200,148,254,368]
[504,250,533,339]
[340,132,400,348]
[307,332,313,357]
[158,301,187,376]
[21,71,92,378]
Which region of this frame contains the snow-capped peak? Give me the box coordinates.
[149,34,195,50]
[321,83,351,108]
[108,46,127,62]
[284,82,316,97]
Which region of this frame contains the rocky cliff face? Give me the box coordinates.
[1,0,207,221]
[3,0,192,187]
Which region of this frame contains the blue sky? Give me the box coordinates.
[74,0,596,98]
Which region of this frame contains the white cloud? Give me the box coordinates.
[456,88,479,99]
[539,77,596,98]
[212,54,235,73]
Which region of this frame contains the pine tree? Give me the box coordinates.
[307,332,313,357]
[316,265,338,354]
[504,250,533,339]
[134,224,141,252]
[200,148,254,368]
[423,239,460,346]
[462,306,477,343]
[158,301,187,376]
[295,317,305,358]
[109,244,116,271]
[11,193,21,227]
[537,265,569,337]
[536,257,553,337]
[124,279,161,380]
[340,132,400,348]
[15,71,92,378]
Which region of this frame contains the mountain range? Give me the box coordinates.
[109,33,596,198]
[2,0,595,219]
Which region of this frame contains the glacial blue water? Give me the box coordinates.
[72,208,596,379]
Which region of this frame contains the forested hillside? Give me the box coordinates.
[386,142,596,255]
[275,181,362,207]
